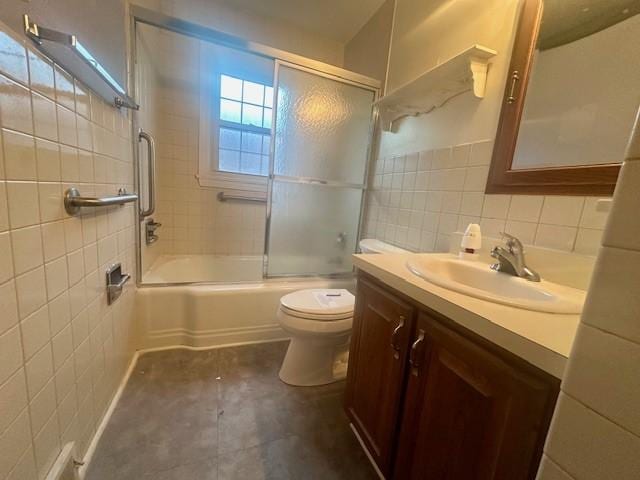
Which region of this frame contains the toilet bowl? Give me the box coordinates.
[278,288,355,386]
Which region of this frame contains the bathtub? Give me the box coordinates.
[143,254,264,284]
[136,276,355,350]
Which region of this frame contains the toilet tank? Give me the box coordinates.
[358,239,410,254]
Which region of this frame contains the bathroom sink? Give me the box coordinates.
[406,255,585,314]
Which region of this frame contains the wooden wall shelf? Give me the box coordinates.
[375,45,497,131]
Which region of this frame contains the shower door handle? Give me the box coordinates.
[138,128,156,219]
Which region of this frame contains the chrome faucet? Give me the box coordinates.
[490,232,540,282]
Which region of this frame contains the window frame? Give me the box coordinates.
[198,44,274,194]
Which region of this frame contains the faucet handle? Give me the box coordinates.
[500,232,523,252]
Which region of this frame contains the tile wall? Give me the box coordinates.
[363,140,610,255]
[537,121,640,479]
[152,83,266,257]
[0,27,137,480]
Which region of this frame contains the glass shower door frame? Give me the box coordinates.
[263,60,380,278]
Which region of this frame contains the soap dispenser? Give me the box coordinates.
[459,223,481,260]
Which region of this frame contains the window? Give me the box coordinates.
[198,42,274,192]
[217,75,273,177]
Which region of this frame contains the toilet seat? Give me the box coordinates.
[279,289,354,322]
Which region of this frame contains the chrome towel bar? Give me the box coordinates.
[64,187,138,215]
[217,191,267,204]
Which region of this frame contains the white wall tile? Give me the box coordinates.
[602,160,640,251]
[10,225,43,275]
[460,191,484,216]
[535,224,577,252]
[482,194,510,219]
[5,446,37,480]
[33,410,60,479]
[14,266,47,319]
[0,280,18,334]
[0,74,33,134]
[508,195,543,222]
[31,92,58,141]
[28,377,56,435]
[44,256,68,301]
[51,324,73,371]
[581,246,640,344]
[27,50,55,100]
[24,342,54,399]
[20,306,50,360]
[0,326,23,385]
[545,393,640,480]
[38,182,63,223]
[6,181,40,228]
[563,324,640,437]
[0,410,32,478]
[35,139,60,182]
[573,228,602,256]
[579,197,609,230]
[2,129,36,180]
[0,31,28,85]
[462,165,489,191]
[540,197,585,227]
[0,231,14,283]
[53,66,75,111]
[0,368,27,433]
[0,182,8,231]
[40,221,66,262]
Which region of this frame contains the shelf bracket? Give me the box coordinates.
[469,57,491,98]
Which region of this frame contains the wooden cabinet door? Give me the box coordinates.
[345,276,414,477]
[394,312,558,480]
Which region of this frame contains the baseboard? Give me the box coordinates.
[137,336,290,354]
[142,323,286,349]
[350,423,386,480]
[76,351,140,480]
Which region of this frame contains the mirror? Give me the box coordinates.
[487,0,640,195]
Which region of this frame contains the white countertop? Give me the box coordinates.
[352,253,582,378]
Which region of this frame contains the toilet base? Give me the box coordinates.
[279,336,350,387]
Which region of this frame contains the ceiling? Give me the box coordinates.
[213,0,387,42]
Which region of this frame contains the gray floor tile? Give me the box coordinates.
[86,341,375,480]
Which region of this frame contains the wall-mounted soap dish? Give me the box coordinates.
[106,263,130,304]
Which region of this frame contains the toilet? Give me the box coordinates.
[278,288,355,386]
[277,239,409,387]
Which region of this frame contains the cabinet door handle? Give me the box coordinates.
[390,315,405,359]
[409,329,426,374]
[506,70,520,104]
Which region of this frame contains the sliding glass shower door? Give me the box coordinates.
[265,62,377,276]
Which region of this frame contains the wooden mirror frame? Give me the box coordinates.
[486,0,621,196]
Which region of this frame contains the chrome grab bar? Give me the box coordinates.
[64,187,138,215]
[138,128,156,219]
[217,191,267,204]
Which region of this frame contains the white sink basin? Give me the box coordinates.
[406,255,585,314]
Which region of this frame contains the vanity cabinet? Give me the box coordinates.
[344,277,415,474]
[345,273,559,480]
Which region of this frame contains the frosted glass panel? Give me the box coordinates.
[273,65,375,183]
[267,181,362,276]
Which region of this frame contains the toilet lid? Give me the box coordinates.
[280,289,355,316]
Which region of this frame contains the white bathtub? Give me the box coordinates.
[143,254,264,284]
[136,277,355,350]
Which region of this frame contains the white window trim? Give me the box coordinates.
[197,42,270,194]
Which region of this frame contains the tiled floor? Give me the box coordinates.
[86,341,376,479]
